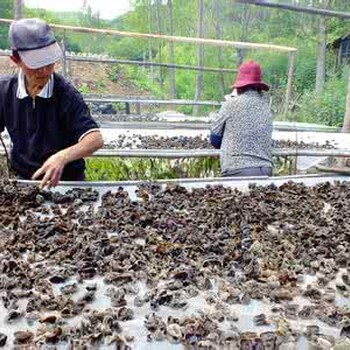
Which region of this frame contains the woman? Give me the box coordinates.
[210,60,273,177]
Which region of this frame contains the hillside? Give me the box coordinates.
[0,56,151,97]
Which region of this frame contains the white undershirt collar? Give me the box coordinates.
[16,69,54,99]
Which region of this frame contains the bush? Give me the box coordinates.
[107,64,123,82]
[123,66,164,96]
[78,83,91,94]
[293,70,347,126]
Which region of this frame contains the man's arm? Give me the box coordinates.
[32,130,104,188]
[32,80,104,188]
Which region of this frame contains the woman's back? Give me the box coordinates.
[220,90,273,173]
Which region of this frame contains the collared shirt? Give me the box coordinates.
[16,69,54,99]
[16,69,98,142]
[210,90,273,173]
[0,72,100,180]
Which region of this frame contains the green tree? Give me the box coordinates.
[0,0,12,49]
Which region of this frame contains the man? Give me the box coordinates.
[0,18,104,188]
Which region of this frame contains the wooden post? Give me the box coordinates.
[61,30,68,78]
[193,0,204,116]
[339,69,350,168]
[336,47,342,70]
[13,0,22,20]
[284,51,296,117]
[125,102,130,115]
[315,15,326,94]
[147,0,154,83]
[167,0,176,100]
[341,69,350,133]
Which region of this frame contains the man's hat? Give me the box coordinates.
[9,18,62,69]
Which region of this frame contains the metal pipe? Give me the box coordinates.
[316,165,350,174]
[236,0,350,19]
[0,50,233,73]
[274,149,350,157]
[96,120,340,132]
[66,55,237,74]
[0,49,237,74]
[0,18,297,52]
[15,173,350,189]
[99,121,211,130]
[84,96,221,106]
[284,51,296,115]
[90,148,350,158]
[93,149,220,158]
[1,148,348,158]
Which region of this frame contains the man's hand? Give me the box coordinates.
[32,151,68,189]
[31,131,103,189]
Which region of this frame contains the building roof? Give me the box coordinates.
[329,31,350,49]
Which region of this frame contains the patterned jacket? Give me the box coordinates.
[210,90,273,174]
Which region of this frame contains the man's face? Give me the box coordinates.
[20,62,55,88]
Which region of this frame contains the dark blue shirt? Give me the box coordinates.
[0,73,99,180]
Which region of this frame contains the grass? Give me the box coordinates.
[85,156,295,181]
[85,157,221,181]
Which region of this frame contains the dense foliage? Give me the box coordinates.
[294,69,348,126]
[0,0,12,48]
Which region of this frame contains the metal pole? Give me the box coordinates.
[83,97,221,106]
[86,148,350,158]
[1,148,349,158]
[0,50,236,74]
[95,120,339,132]
[67,56,237,74]
[236,0,350,20]
[284,51,296,117]
[0,18,297,53]
[16,173,350,188]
